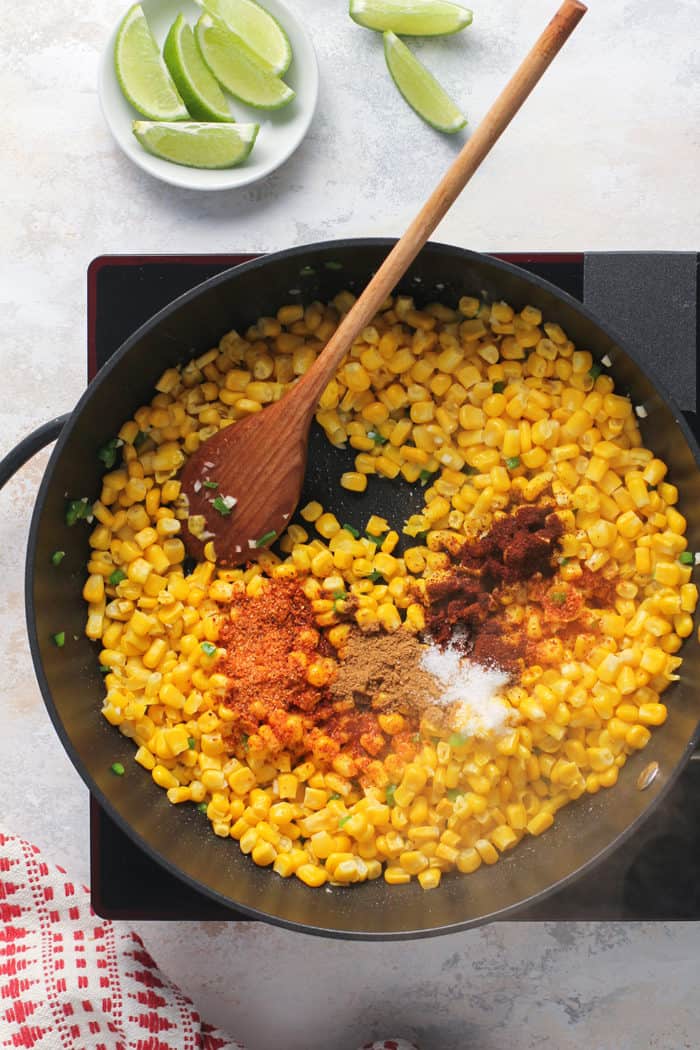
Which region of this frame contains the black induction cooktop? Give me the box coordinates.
[87,251,700,922]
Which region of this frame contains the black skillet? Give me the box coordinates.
[2,239,699,939]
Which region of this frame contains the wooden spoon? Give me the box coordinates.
[180,0,587,566]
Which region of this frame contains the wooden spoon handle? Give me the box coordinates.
[295,0,587,409]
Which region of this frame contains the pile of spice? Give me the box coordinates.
[220,579,411,774]
[219,503,614,764]
[324,505,571,741]
[329,628,440,718]
[420,640,514,737]
[423,503,622,676]
[425,504,565,669]
[328,627,516,741]
[220,578,337,754]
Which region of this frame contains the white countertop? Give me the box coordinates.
[2,1,699,1047]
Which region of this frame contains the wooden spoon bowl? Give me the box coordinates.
[179,388,314,564]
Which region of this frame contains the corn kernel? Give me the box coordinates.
[335,467,369,494]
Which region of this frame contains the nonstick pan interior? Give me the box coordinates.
[26,240,700,938]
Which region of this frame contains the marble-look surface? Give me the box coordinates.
[2,1,699,1047]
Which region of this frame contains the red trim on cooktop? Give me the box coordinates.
[87,254,258,380]
[86,252,584,381]
[87,254,260,274]
[495,253,584,263]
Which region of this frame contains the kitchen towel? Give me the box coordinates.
[0,824,418,1050]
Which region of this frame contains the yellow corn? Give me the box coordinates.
[85,291,686,893]
[340,472,367,493]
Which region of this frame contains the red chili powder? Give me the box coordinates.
[425,504,564,670]
[577,565,618,608]
[220,579,333,749]
[472,619,526,669]
[455,504,564,586]
[219,578,397,772]
[540,582,585,623]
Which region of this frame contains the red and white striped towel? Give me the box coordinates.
[0,824,418,1050]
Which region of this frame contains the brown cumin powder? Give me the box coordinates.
[329,627,440,719]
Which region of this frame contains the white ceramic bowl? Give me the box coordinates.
[98,0,319,191]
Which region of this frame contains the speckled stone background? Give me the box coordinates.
[2,1,700,1048]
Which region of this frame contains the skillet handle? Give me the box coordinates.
[0,415,69,492]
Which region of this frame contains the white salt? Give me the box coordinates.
[420,642,513,738]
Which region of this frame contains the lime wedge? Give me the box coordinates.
[195,15,295,109]
[383,31,466,133]
[198,0,292,75]
[163,14,234,122]
[115,3,189,120]
[133,121,259,168]
[350,0,472,36]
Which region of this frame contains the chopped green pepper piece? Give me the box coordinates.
[366,532,385,545]
[52,632,65,648]
[462,464,478,475]
[446,788,462,801]
[133,430,149,448]
[99,665,110,675]
[414,531,429,543]
[679,552,695,565]
[419,468,435,484]
[559,557,569,566]
[255,530,277,547]
[449,733,467,748]
[212,495,233,516]
[65,498,92,526]
[329,792,342,801]
[368,570,385,584]
[97,437,121,469]
[188,736,196,750]
[550,590,567,605]
[110,762,125,776]
[589,363,603,379]
[197,802,208,813]
[203,480,218,490]
[385,784,397,807]
[51,550,65,566]
[505,456,521,470]
[333,590,347,601]
[342,523,360,538]
[367,430,388,445]
[338,815,351,828]
[200,641,217,656]
[492,381,506,394]
[241,734,249,749]
[109,568,127,587]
